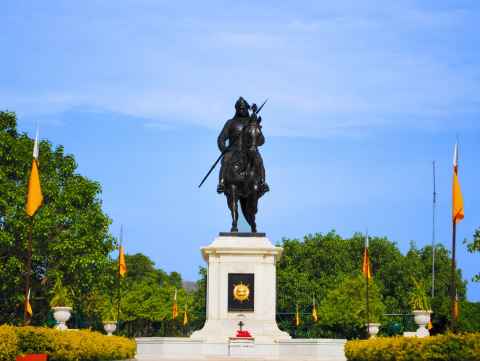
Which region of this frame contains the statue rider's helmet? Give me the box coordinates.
[235,97,250,117]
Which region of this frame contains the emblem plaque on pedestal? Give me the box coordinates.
[228,273,255,312]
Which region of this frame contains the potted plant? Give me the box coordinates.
[409,278,432,338]
[365,322,381,338]
[102,306,118,336]
[50,278,73,330]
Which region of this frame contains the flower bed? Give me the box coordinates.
[345,332,480,361]
[0,325,136,361]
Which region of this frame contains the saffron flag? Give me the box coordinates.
[119,245,127,277]
[295,304,300,327]
[26,130,43,217]
[362,233,372,280]
[312,297,318,322]
[183,305,188,326]
[453,294,459,320]
[452,143,464,224]
[172,288,178,319]
[25,288,33,317]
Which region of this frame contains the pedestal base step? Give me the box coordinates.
[135,337,346,361]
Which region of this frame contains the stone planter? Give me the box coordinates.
[413,310,431,338]
[365,323,381,338]
[103,321,117,336]
[52,306,72,330]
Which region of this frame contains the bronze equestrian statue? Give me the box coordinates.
[199,97,269,233]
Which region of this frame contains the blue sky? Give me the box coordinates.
[2,1,480,300]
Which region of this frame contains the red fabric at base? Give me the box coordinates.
[236,330,252,337]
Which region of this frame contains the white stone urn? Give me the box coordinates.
[103,321,117,336]
[365,323,381,338]
[413,310,431,338]
[52,306,72,330]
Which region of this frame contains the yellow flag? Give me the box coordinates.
[119,245,127,277]
[295,304,300,327]
[172,288,178,319]
[362,234,372,280]
[26,131,43,217]
[452,143,464,224]
[183,305,188,326]
[25,289,33,317]
[312,303,318,322]
[453,295,459,321]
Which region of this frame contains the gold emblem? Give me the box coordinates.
[233,282,250,302]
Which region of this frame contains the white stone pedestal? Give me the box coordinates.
[135,233,347,360]
[190,235,290,343]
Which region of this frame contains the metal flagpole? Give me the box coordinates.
[431,161,437,299]
[365,230,370,336]
[451,220,457,330]
[117,225,123,328]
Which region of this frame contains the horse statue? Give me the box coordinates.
[199,97,269,233]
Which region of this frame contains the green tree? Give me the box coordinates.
[318,275,385,339]
[111,253,196,337]
[275,231,468,338]
[0,111,115,325]
[467,228,480,281]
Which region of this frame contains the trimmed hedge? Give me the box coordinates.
[0,325,136,361]
[0,326,17,361]
[345,333,480,361]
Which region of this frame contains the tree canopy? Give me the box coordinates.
[275,231,467,338]
[1,111,478,339]
[0,111,114,324]
[467,228,480,282]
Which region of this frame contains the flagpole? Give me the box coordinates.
[365,231,370,336]
[431,161,437,299]
[117,225,123,329]
[24,219,34,324]
[451,220,457,331]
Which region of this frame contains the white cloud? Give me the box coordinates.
[1,1,479,137]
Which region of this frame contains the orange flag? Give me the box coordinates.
[118,226,127,277]
[25,288,33,317]
[26,130,43,217]
[295,303,301,327]
[453,294,460,320]
[452,143,464,224]
[312,297,318,322]
[362,233,372,280]
[119,245,127,277]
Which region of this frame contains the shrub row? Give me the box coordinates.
[0,325,136,361]
[345,333,480,361]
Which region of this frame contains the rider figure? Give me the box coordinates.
[217,97,269,194]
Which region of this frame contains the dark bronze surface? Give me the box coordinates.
[215,97,269,233]
[219,232,266,237]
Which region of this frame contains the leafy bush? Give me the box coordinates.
[0,326,17,361]
[408,278,431,311]
[0,326,136,361]
[50,278,73,308]
[345,333,480,361]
